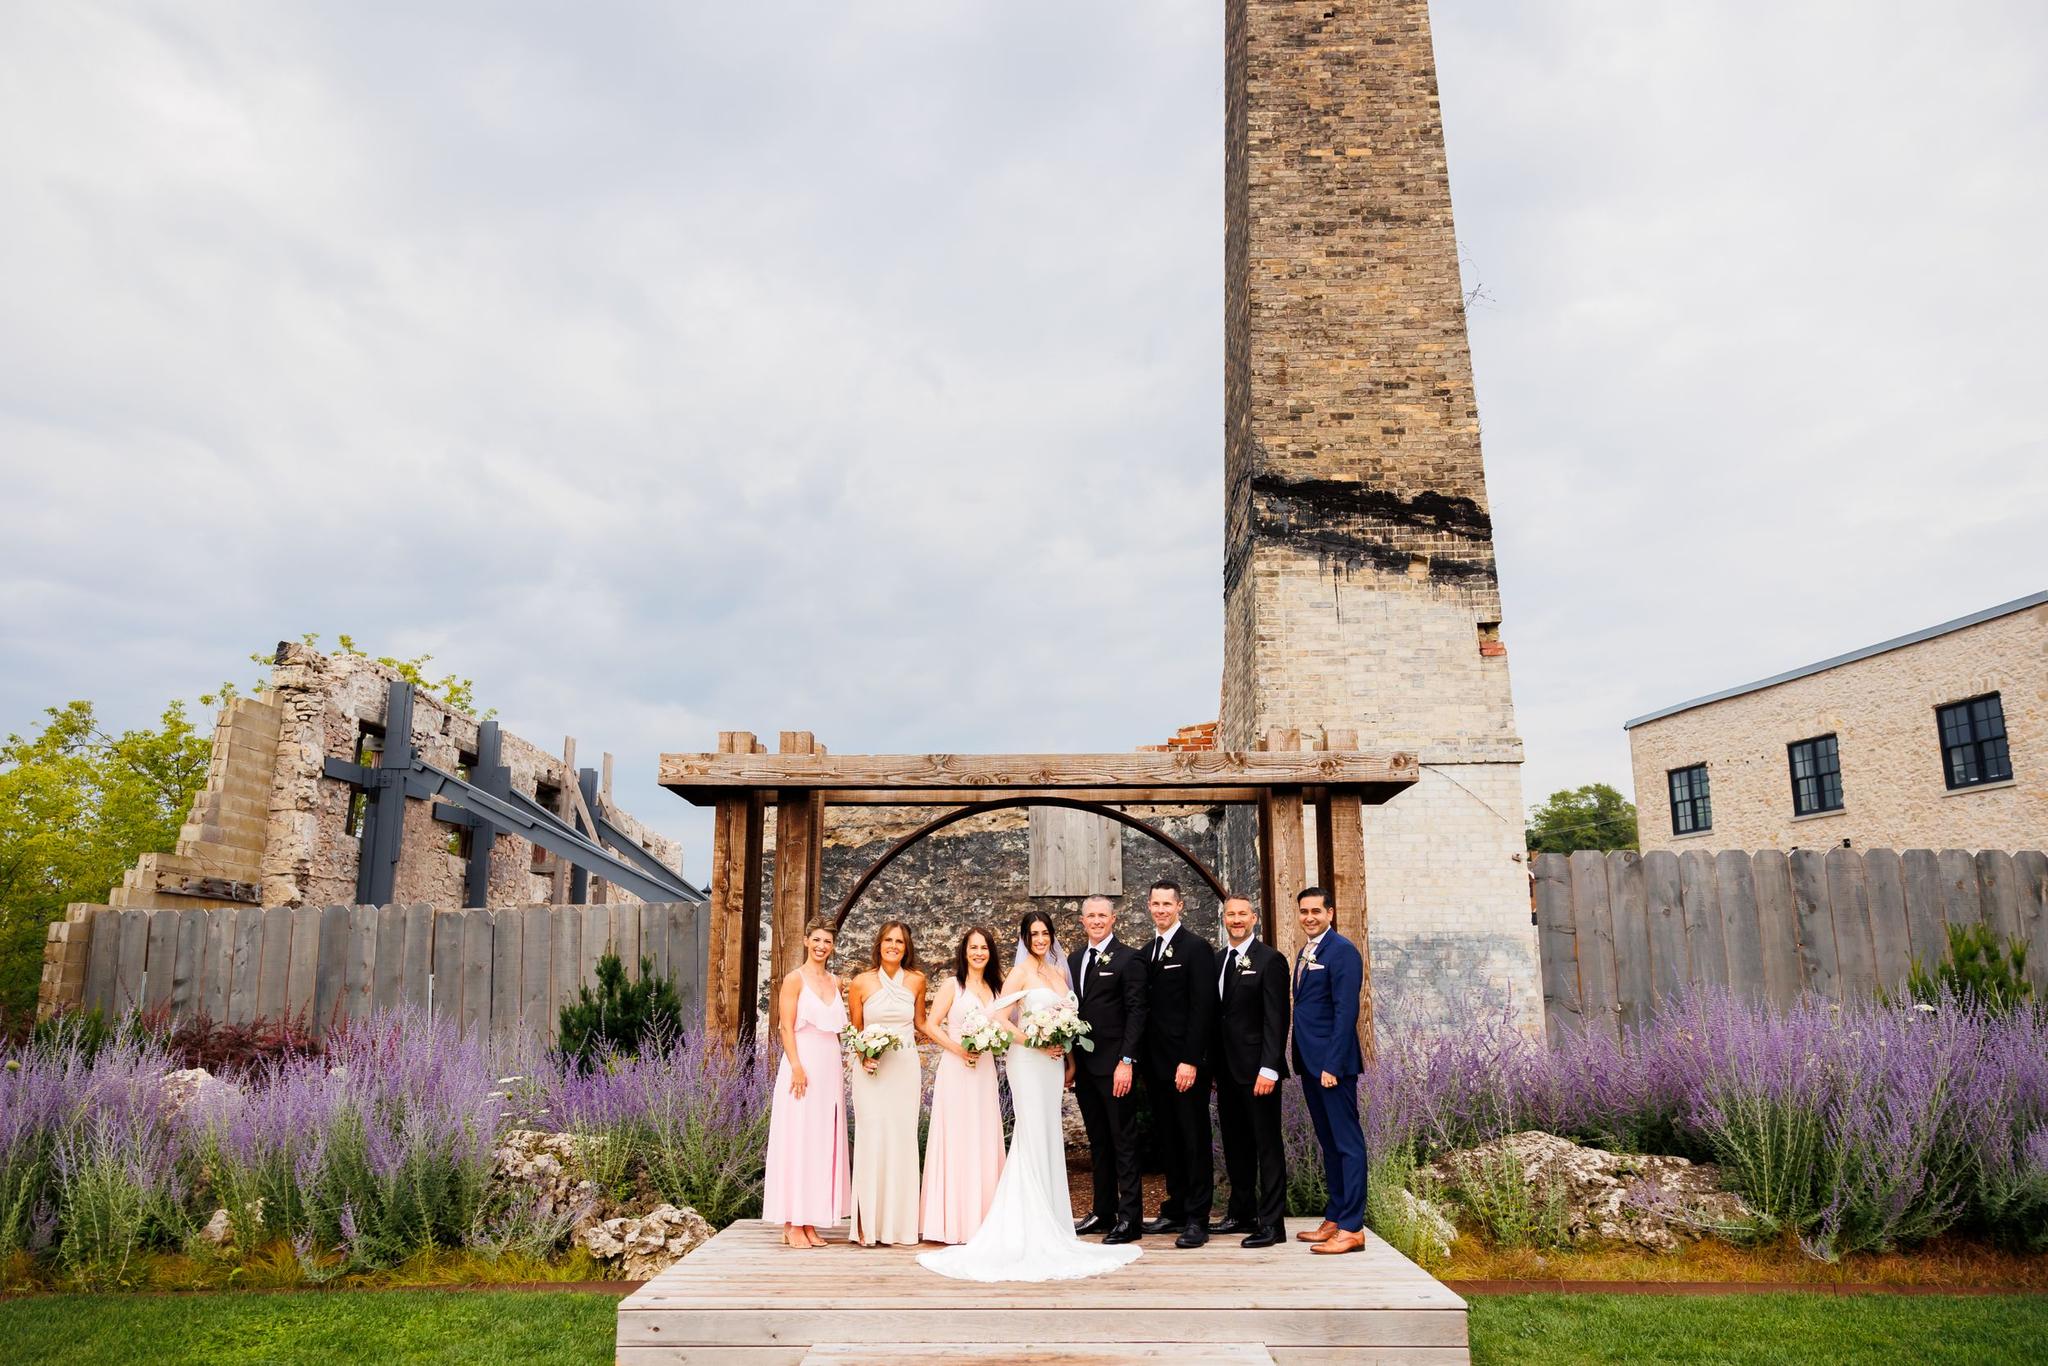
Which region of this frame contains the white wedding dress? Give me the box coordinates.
[918,986,1143,1283]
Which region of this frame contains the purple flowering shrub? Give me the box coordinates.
[5,988,2043,1281]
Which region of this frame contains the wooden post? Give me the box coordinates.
[706,731,755,1042]
[771,732,824,1014]
[1258,727,1308,965]
[551,737,577,905]
[1313,725,1371,1061]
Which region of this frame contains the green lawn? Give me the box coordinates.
[0,1288,2043,1364]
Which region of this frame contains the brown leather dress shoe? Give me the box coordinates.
[1310,1228,1366,1255]
[1295,1220,1338,1243]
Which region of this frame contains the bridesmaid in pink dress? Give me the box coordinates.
[917,926,1008,1243]
[763,919,850,1248]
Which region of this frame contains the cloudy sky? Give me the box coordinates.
[3,1,2043,874]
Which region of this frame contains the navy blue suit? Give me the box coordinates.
[1289,929,1367,1232]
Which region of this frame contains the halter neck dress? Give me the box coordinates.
[849,967,922,1245]
[919,980,1006,1243]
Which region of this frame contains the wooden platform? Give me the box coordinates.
[615,1218,1469,1365]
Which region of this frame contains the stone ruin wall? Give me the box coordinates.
[263,642,681,909]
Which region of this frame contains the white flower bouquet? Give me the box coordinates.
[959,1007,1011,1060]
[1019,1002,1094,1053]
[841,1024,904,1063]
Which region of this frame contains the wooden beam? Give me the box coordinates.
[736,791,766,1043]
[705,731,754,1042]
[660,749,1418,802]
[552,736,577,904]
[1323,789,1372,1063]
[823,786,1268,806]
[771,733,824,1000]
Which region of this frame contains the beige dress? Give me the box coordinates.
[849,968,923,1245]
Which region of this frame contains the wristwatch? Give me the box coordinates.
[1119,1056,1134,1066]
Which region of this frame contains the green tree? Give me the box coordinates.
[1525,783,1639,855]
[250,633,492,719]
[0,699,213,1016]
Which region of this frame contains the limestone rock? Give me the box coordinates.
[491,1129,602,1236]
[1423,1130,1754,1253]
[1398,1187,1459,1262]
[579,1203,714,1280]
[161,1067,241,1118]
[198,1198,265,1247]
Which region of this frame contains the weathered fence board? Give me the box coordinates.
[285,905,321,1023]
[1679,851,1727,989]
[1976,851,2022,945]
[1532,853,1580,1046]
[171,909,204,1019]
[203,910,232,1022]
[115,910,149,1014]
[372,903,407,1015]
[2018,851,2048,991]
[520,904,551,1040]
[551,903,582,1021]
[1862,849,1912,991]
[1824,848,1876,998]
[228,905,263,1024]
[143,912,179,1015]
[1537,849,2046,1032]
[256,906,294,1022]
[1607,852,1653,1033]
[490,908,523,1049]
[1643,852,1688,1004]
[1569,850,1619,1039]
[460,908,493,1037]
[1938,849,1982,929]
[314,904,351,1032]
[400,903,434,1011]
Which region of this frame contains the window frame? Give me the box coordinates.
[1936,692,2012,791]
[1787,733,1844,816]
[1667,763,1712,836]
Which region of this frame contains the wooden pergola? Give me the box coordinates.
[661,731,1417,1048]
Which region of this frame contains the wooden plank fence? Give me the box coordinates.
[58,902,705,1045]
[1533,849,2048,1044]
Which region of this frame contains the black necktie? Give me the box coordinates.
[1083,946,1097,993]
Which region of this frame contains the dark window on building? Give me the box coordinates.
[1789,734,1843,816]
[1668,764,1712,835]
[532,781,562,871]
[1937,693,2012,790]
[345,723,384,837]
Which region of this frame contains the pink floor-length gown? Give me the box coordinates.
[919,983,1006,1243]
[762,982,850,1227]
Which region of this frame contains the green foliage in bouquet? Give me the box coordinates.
[556,953,685,1068]
[1907,922,2033,1016]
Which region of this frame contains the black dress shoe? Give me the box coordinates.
[1174,1222,1210,1249]
[1240,1226,1284,1249]
[1102,1219,1142,1245]
[1074,1213,1109,1236]
[1207,1216,1252,1235]
[1141,1216,1178,1236]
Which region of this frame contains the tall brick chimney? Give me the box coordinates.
[1221,0,1540,1027]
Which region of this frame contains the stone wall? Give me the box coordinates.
[1629,600,2048,853]
[754,803,1227,1011]
[1219,0,1540,1028]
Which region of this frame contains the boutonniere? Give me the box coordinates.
[1302,944,1318,964]
[1237,960,1257,975]
[1162,943,1174,960]
[1098,949,1113,967]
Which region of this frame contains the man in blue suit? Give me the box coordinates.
[1289,885,1367,1255]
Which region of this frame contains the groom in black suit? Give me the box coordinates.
[1209,893,1290,1248]
[1069,894,1147,1245]
[1137,879,1217,1248]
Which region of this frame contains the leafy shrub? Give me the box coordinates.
[1364,1144,1452,1266]
[1442,1149,1572,1251]
[556,954,684,1068]
[1907,922,2032,1015]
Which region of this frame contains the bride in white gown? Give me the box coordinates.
[918,911,1143,1283]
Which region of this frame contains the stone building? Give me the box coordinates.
[1217,0,1540,1026]
[1626,590,2047,854]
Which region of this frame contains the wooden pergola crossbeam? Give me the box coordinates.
[659,749,1417,804]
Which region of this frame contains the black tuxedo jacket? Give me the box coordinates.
[1072,936,1147,1076]
[1213,937,1291,1088]
[1140,927,1217,1074]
